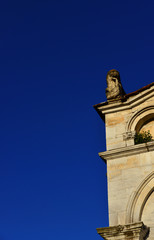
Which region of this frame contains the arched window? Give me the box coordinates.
[125,106,154,144]
[126,172,154,232]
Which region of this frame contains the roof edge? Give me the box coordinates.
[93,82,154,114]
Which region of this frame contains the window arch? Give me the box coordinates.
[126,106,154,134]
[126,171,154,224]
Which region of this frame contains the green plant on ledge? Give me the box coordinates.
[134,130,153,145]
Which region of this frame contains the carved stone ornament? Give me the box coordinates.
[123,131,136,140]
[106,69,125,101]
[140,224,150,240]
[115,225,124,233]
[97,222,150,240]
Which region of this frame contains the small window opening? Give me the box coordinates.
[134,115,154,144]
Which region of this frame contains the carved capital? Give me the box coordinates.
[140,224,150,240]
[123,131,136,140]
[97,222,150,240]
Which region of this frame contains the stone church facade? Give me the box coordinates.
[94,70,154,240]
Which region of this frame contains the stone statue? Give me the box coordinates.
[106,69,125,101]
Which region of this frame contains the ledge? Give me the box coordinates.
[97,222,149,240]
[99,141,154,161]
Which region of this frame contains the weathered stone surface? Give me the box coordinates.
[95,79,154,240]
[106,69,125,101]
[142,191,154,239]
[97,222,149,240]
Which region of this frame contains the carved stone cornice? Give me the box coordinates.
[97,222,149,240]
[94,84,154,120]
[99,142,154,161]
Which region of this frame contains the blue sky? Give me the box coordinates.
[0,0,154,239]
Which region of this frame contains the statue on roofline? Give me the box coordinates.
[106,69,125,101]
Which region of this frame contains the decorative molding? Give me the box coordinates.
[99,142,154,161]
[126,172,154,224]
[140,223,150,240]
[96,86,154,116]
[97,222,149,240]
[126,105,154,133]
